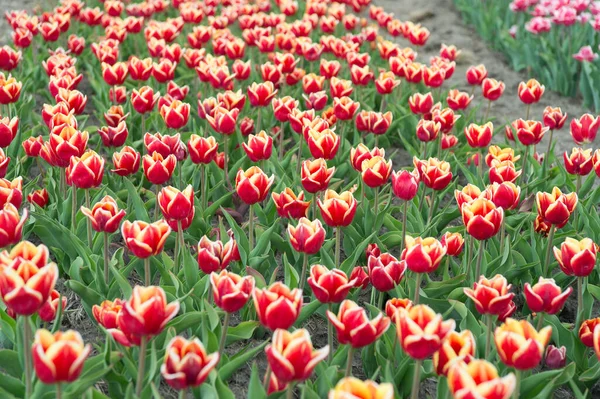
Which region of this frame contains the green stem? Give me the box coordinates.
[218,312,231,355]
[536,312,545,331]
[71,185,77,232]
[85,190,92,246]
[200,164,207,210]
[224,134,230,189]
[61,166,66,198]
[263,365,272,391]
[56,383,62,399]
[543,129,554,173]
[410,359,423,399]
[413,273,422,304]
[178,389,185,399]
[248,204,254,253]
[466,235,474,279]
[499,219,506,254]
[286,383,294,399]
[427,189,437,224]
[374,186,379,214]
[400,200,408,257]
[475,240,485,281]
[525,104,531,120]
[577,277,583,328]
[484,100,491,121]
[23,315,32,399]
[154,185,160,221]
[176,220,184,274]
[136,336,148,397]
[104,233,110,286]
[543,226,556,276]
[327,303,333,363]
[377,290,384,309]
[345,346,354,377]
[299,253,308,292]
[144,257,151,286]
[279,123,285,160]
[521,146,529,195]
[296,138,303,178]
[513,369,522,399]
[485,314,493,358]
[478,149,483,178]
[335,226,341,269]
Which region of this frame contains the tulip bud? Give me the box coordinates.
[33,329,91,384]
[242,131,273,162]
[143,152,177,185]
[361,156,392,188]
[28,188,49,208]
[210,270,254,313]
[401,236,446,273]
[161,336,219,390]
[235,166,274,205]
[570,114,599,145]
[308,265,356,303]
[391,169,420,201]
[564,148,593,176]
[301,158,335,193]
[38,290,67,323]
[121,220,171,259]
[253,282,302,330]
[465,122,493,148]
[440,232,464,257]
[112,146,140,176]
[553,237,597,277]
[66,150,105,189]
[367,253,407,292]
[327,300,390,348]
[518,79,545,104]
[461,198,504,240]
[545,345,566,369]
[396,304,455,359]
[494,318,551,370]
[464,274,515,315]
[80,195,126,233]
[318,189,358,227]
[481,78,505,101]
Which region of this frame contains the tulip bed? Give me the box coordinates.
[1,0,600,398]
[454,0,600,111]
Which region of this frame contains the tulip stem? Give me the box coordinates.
[296,139,303,178]
[327,303,333,363]
[286,383,294,399]
[543,226,556,276]
[374,186,380,214]
[413,273,422,304]
[475,240,485,281]
[335,226,341,269]
[176,220,184,274]
[104,232,110,286]
[466,235,474,279]
[513,369,521,399]
[85,190,92,246]
[577,277,583,328]
[410,359,422,399]
[223,134,230,189]
[263,365,272,391]
[71,185,77,232]
[478,149,483,178]
[219,312,231,355]
[200,164,207,210]
[485,314,493,358]
[311,193,318,219]
[23,315,32,399]
[56,384,62,399]
[141,114,146,142]
[400,200,408,256]
[345,346,354,377]
[144,257,151,286]
[299,253,308,292]
[521,146,529,195]
[484,100,492,121]
[536,313,545,331]
[248,204,254,253]
[154,185,160,221]
[427,189,436,225]
[61,167,66,197]
[499,220,506,255]
[377,291,384,309]
[279,123,285,160]
[543,129,554,173]
[178,389,185,399]
[136,336,148,397]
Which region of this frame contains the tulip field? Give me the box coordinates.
[1,0,600,398]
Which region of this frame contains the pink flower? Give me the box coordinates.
[573,46,598,62]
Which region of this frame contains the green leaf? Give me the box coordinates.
[218,341,268,381]
[226,321,260,345]
[124,178,149,221]
[0,350,21,378]
[247,362,266,399]
[295,300,322,326]
[167,311,206,333]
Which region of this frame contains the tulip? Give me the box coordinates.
[564,148,593,177]
[361,156,392,188]
[433,330,476,376]
[447,360,515,399]
[465,122,493,148]
[441,232,464,257]
[486,146,520,166]
[464,275,515,316]
[272,188,310,219]
[287,217,326,256]
[235,166,274,205]
[570,114,600,145]
[554,237,598,277]
[122,220,171,285]
[131,86,159,114]
[328,377,394,399]
[66,150,104,189]
[543,106,567,130]
[112,146,140,176]
[518,79,545,105]
[414,157,452,191]
[22,136,44,158]
[102,62,128,86]
[143,152,177,185]
[488,160,521,184]
[415,119,441,142]
[266,328,329,384]
[161,336,219,391]
[36,289,66,323]
[0,176,21,209]
[301,158,335,194]
[253,282,302,331]
[462,198,503,241]
[524,277,572,315]
[432,107,460,134]
[454,184,482,209]
[0,116,18,148]
[514,119,548,146]
[367,253,407,293]
[545,345,567,369]
[158,185,194,221]
[41,126,88,168]
[402,236,446,274]
[210,270,254,314]
[80,195,125,234]
[408,92,433,115]
[32,329,91,384]
[495,318,551,370]
[307,128,340,160]
[446,89,473,111]
[247,81,277,107]
[28,188,49,208]
[536,187,577,228]
[333,96,360,121]
[98,122,128,148]
[391,169,420,201]
[188,135,218,165]
[0,203,26,248]
[197,235,239,274]
[92,298,124,330]
[481,78,505,101]
[318,189,357,228]
[242,131,273,162]
[580,318,600,347]
[465,64,488,85]
[484,182,520,210]
[308,265,356,304]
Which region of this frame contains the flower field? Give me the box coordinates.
[0,0,599,398]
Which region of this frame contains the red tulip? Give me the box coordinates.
[28,188,49,208]
[536,187,578,228]
[401,236,446,273]
[433,330,476,376]
[484,182,520,210]
[307,128,340,160]
[143,152,177,185]
[0,74,22,104]
[446,89,473,111]
[481,78,505,101]
[414,157,452,190]
[408,92,434,115]
[524,277,572,314]
[361,156,392,188]
[131,86,159,114]
[396,304,455,359]
[22,136,44,158]
[464,275,515,315]
[66,150,104,189]
[272,188,310,219]
[318,189,357,227]
[102,61,128,86]
[287,218,326,254]
[391,169,420,201]
[121,220,171,259]
[327,300,390,348]
[440,232,464,257]
[461,198,504,240]
[518,79,545,104]
[308,265,356,303]
[161,336,219,390]
[564,148,593,175]
[416,119,441,142]
[495,318,551,370]
[158,185,194,221]
[367,253,407,292]
[579,318,600,347]
[488,160,521,184]
[554,237,598,277]
[253,282,302,330]
[197,235,239,274]
[118,285,179,337]
[80,195,126,233]
[465,122,493,148]
[32,329,91,384]
[38,290,67,323]
[235,166,274,205]
[0,116,18,148]
[543,107,567,130]
[206,106,239,135]
[112,146,140,176]
[448,360,515,399]
[570,113,600,145]
[98,121,128,148]
[0,203,26,248]
[160,99,190,130]
[247,81,277,107]
[210,270,255,313]
[242,131,273,162]
[350,144,384,172]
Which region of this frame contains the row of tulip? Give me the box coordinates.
[0,0,599,398]
[453,0,600,111]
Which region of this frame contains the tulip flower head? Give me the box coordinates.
[121,220,171,259]
[570,114,600,145]
[253,282,302,331]
[494,318,551,370]
[117,285,180,337]
[308,265,357,304]
[32,329,91,384]
[328,377,394,399]
[197,235,239,274]
[401,236,446,273]
[553,237,598,277]
[80,195,126,233]
[235,166,274,205]
[433,330,476,376]
[536,187,578,228]
[461,198,504,240]
[448,359,515,399]
[318,189,358,227]
[524,277,572,315]
[396,304,455,359]
[161,336,219,390]
[210,270,254,313]
[327,300,390,348]
[367,253,407,292]
[464,274,515,316]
